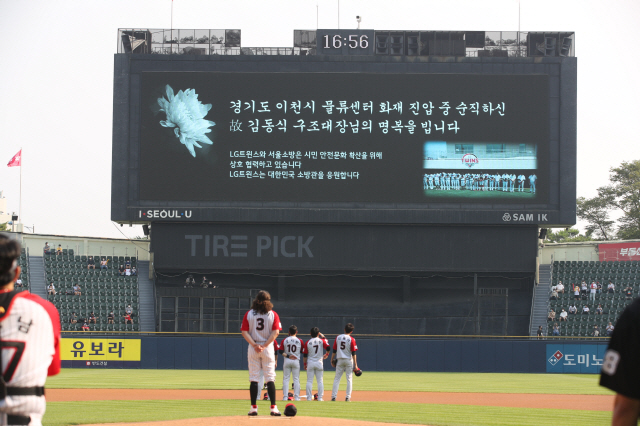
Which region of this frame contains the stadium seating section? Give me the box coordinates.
[16,248,30,292]
[43,251,140,332]
[548,260,639,337]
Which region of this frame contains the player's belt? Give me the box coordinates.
[6,386,45,396]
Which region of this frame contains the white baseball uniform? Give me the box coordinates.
[257,340,279,393]
[331,334,358,400]
[279,336,303,401]
[0,291,61,426]
[304,336,330,400]
[241,309,282,383]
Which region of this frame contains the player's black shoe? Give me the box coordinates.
[331,397,336,401]
[248,406,258,416]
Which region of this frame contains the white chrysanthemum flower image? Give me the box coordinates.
[157,84,215,157]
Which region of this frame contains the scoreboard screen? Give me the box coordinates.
[112,53,576,226]
[139,72,548,204]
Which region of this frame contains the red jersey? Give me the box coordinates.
[0,292,61,386]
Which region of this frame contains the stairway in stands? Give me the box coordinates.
[136,261,155,332]
[529,264,552,336]
[28,256,47,299]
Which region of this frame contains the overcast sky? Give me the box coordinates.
[0,0,638,239]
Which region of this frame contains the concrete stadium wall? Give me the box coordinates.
[62,336,608,374]
[13,233,151,261]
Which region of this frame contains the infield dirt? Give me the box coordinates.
[48,389,613,411]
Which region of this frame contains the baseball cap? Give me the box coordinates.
[284,403,297,417]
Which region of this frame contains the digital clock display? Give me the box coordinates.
[316,29,375,56]
[322,34,369,49]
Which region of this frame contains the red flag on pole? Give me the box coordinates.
[7,150,21,167]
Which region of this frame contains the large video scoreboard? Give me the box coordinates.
[112,32,576,226]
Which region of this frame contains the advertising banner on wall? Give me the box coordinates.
[60,338,141,368]
[546,343,607,374]
[598,242,640,261]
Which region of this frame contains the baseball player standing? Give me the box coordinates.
[304,327,330,401]
[279,325,303,401]
[241,290,282,416]
[600,296,640,424]
[331,323,359,402]
[0,235,60,426]
[529,174,537,193]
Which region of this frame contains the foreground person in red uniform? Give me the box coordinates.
[0,235,60,425]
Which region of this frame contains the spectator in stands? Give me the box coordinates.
[595,304,604,315]
[125,304,133,317]
[118,265,125,276]
[185,275,195,288]
[87,256,95,270]
[582,305,590,315]
[107,311,115,324]
[559,309,568,321]
[624,285,634,300]
[131,266,137,276]
[201,276,209,288]
[100,258,108,270]
[15,277,23,288]
[590,281,597,301]
[606,322,614,337]
[547,309,556,321]
[125,264,131,276]
[537,325,543,339]
[550,288,558,300]
[88,311,97,324]
[556,281,565,294]
[596,282,602,294]
[47,282,56,295]
[73,283,81,296]
[56,244,62,255]
[208,280,218,289]
[552,323,560,336]
[43,242,50,255]
[569,304,578,315]
[81,322,90,332]
[123,313,133,325]
[69,312,78,324]
[607,280,615,293]
[573,284,581,301]
[592,325,600,337]
[580,281,588,296]
[125,259,131,268]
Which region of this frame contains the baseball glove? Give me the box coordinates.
[354,368,362,377]
[331,359,337,368]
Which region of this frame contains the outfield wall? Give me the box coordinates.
[61,336,608,374]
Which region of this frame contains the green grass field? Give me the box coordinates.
[45,369,614,426]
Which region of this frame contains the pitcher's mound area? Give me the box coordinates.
[83,417,418,426]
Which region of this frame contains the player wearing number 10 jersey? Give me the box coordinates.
[278,325,303,401]
[241,291,282,416]
[0,235,61,426]
[304,327,330,401]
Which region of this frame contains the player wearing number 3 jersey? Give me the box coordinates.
[278,325,303,401]
[304,327,330,401]
[0,235,60,426]
[331,323,358,402]
[241,291,282,416]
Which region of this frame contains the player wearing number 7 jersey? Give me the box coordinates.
[304,327,330,401]
[331,323,358,402]
[0,235,60,426]
[241,291,282,417]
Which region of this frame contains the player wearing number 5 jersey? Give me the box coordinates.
[0,235,60,426]
[331,323,358,402]
[241,291,282,417]
[304,327,330,401]
[278,325,303,401]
